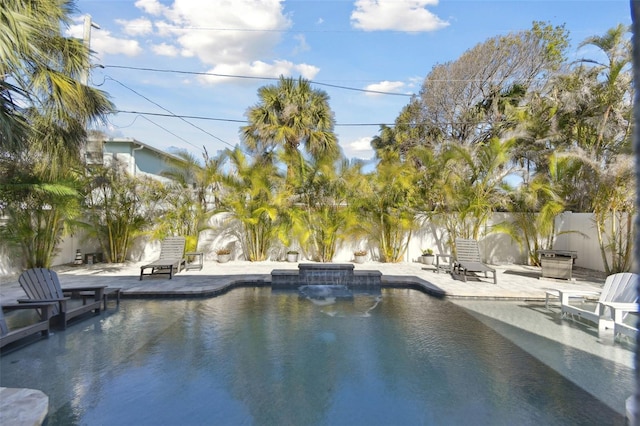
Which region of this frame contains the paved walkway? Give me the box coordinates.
[0,260,607,303]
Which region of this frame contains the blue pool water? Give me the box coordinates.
[0,287,630,425]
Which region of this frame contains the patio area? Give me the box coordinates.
[0,259,608,303]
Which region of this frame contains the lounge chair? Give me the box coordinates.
[556,272,638,332]
[18,268,106,330]
[454,238,497,284]
[140,236,187,280]
[1,302,56,349]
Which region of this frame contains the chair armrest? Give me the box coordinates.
[18,297,69,303]
[2,302,57,310]
[61,285,107,292]
[556,290,600,305]
[3,302,57,320]
[18,298,69,312]
[601,302,639,323]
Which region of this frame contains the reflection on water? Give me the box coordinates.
[0,288,630,425]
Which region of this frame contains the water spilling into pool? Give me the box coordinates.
[0,287,631,425]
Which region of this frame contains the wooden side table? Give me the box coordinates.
[185,252,204,271]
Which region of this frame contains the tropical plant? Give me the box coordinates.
[286,156,363,262]
[551,24,634,273]
[435,137,515,242]
[218,147,284,261]
[0,0,112,154]
[354,152,419,263]
[0,0,112,268]
[154,149,222,252]
[0,159,82,268]
[241,76,339,182]
[81,161,159,263]
[494,154,567,265]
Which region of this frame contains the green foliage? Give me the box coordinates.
[494,154,567,265]
[286,156,363,262]
[0,162,82,268]
[153,149,221,252]
[241,76,338,183]
[353,152,419,263]
[218,148,284,262]
[80,162,157,263]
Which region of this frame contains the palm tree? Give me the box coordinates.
[81,161,159,263]
[241,76,338,182]
[354,152,419,263]
[218,148,285,261]
[553,25,634,273]
[436,137,515,242]
[287,156,364,262]
[155,150,223,252]
[1,0,112,153]
[578,23,631,151]
[0,0,113,267]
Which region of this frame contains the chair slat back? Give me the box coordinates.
[455,238,482,263]
[600,272,638,304]
[0,310,8,337]
[158,236,186,261]
[18,268,64,315]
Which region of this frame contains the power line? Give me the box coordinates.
[103,64,414,97]
[105,76,236,149]
[114,109,393,127]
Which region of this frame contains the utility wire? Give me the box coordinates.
[104,64,414,97]
[114,109,393,127]
[105,76,236,149]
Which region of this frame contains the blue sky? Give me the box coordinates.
[71,0,631,163]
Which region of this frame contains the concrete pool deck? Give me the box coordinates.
[0,261,633,425]
[0,259,609,303]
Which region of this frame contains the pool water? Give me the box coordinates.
[0,287,630,425]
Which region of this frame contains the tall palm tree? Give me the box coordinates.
[241,76,338,181]
[554,25,634,273]
[578,23,631,151]
[1,0,112,153]
[0,0,113,267]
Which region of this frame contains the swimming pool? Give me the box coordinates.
[0,287,631,425]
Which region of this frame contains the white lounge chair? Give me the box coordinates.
[454,238,497,284]
[140,236,187,280]
[556,272,638,332]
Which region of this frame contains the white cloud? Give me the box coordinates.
[342,136,374,160]
[365,80,405,96]
[199,60,320,85]
[117,17,153,36]
[134,0,292,66]
[292,34,310,55]
[66,20,142,58]
[134,0,167,16]
[152,42,180,56]
[351,0,449,32]
[93,32,143,57]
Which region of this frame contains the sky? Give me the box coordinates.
[71,0,631,164]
